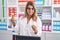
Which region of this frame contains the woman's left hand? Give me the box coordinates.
[32,25,38,34]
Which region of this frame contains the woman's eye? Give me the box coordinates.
[32,8,34,10]
[27,8,34,10]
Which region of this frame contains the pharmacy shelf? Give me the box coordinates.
[36,5,52,7]
[1,0,60,33]
[42,19,52,20]
[53,5,60,7]
[52,5,60,33]
[42,20,51,24]
[53,18,60,20]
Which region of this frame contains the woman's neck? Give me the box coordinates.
[27,15,31,19]
[27,15,32,24]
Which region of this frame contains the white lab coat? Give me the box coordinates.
[17,16,42,37]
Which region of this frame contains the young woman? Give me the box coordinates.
[18,1,42,37]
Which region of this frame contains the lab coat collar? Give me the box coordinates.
[25,17,32,24]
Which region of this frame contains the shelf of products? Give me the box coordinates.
[36,6,52,32]
[1,0,60,34]
[42,23,51,32]
[0,0,7,30]
[7,0,18,35]
[52,7,60,32]
[53,20,60,32]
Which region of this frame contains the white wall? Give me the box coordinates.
[41,32,60,40]
[0,30,12,40]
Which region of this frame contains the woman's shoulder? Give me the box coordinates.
[19,16,25,20]
[37,16,41,22]
[37,16,41,20]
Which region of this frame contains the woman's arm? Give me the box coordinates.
[37,17,42,36]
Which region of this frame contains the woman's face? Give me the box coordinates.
[27,5,34,16]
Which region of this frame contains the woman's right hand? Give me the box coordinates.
[11,19,16,27]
